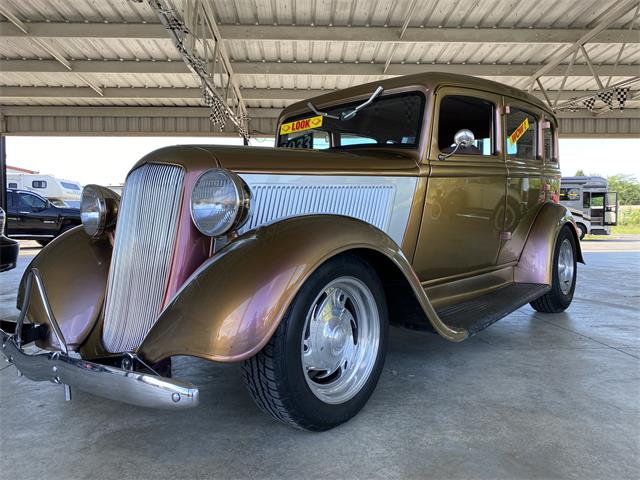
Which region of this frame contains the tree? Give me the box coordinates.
[607,174,640,205]
[575,169,586,176]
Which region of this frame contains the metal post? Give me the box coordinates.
[0,134,6,212]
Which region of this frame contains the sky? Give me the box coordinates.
[5,136,640,186]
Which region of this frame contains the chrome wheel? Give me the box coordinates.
[558,238,575,295]
[301,276,380,405]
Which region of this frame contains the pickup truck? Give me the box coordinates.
[5,189,81,246]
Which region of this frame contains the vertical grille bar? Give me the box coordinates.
[102,164,185,353]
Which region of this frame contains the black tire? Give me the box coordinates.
[577,223,587,240]
[242,254,389,431]
[530,226,577,313]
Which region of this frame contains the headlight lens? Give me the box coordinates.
[80,185,119,237]
[190,169,250,237]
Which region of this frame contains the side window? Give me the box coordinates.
[543,122,556,161]
[18,193,47,211]
[583,192,591,209]
[32,180,47,189]
[438,95,494,156]
[7,192,15,208]
[506,108,537,160]
[8,182,18,188]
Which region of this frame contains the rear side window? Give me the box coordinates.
[543,121,557,162]
[506,108,537,160]
[32,180,47,189]
[438,95,494,156]
[8,182,17,188]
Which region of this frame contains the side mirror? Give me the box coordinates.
[438,129,476,160]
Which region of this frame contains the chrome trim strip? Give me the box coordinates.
[0,330,199,410]
[102,164,185,353]
[238,174,418,246]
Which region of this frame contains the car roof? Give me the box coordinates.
[6,188,48,199]
[279,71,554,122]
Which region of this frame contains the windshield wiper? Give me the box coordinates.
[307,86,384,121]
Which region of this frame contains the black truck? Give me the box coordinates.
[5,189,81,246]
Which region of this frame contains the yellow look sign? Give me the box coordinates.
[508,117,529,145]
[279,115,323,135]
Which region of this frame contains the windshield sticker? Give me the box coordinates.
[280,115,323,135]
[508,117,529,146]
[282,133,313,149]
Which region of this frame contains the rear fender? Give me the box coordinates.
[515,202,584,285]
[138,215,466,364]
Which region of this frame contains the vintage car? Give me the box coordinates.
[0,73,583,431]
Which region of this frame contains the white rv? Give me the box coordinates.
[560,176,618,239]
[6,173,82,208]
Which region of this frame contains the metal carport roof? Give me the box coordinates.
[0,0,639,137]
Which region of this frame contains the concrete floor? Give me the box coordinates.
[1,240,638,480]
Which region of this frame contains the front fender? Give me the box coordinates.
[16,226,112,350]
[139,215,465,364]
[515,202,584,285]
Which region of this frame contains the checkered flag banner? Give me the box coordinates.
[597,90,615,110]
[583,97,596,112]
[615,87,629,111]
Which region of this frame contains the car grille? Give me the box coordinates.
[102,163,185,353]
[239,183,395,233]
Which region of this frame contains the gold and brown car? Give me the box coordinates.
[1,73,583,431]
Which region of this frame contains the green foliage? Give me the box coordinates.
[574,169,586,176]
[618,205,640,226]
[607,174,640,206]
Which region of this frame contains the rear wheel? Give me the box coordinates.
[530,226,577,313]
[242,254,388,431]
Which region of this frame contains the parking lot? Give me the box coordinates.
[0,238,638,480]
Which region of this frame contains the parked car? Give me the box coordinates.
[0,207,19,272]
[0,72,583,431]
[7,173,82,208]
[560,176,618,239]
[4,189,81,246]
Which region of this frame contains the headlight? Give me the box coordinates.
[80,185,119,237]
[190,169,250,237]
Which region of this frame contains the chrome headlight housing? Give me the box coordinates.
[80,185,119,237]
[190,169,250,237]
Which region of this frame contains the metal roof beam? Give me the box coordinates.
[1,86,635,103]
[0,22,638,44]
[530,0,640,81]
[0,6,104,96]
[1,59,637,77]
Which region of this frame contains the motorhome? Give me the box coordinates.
[7,173,82,208]
[560,176,618,239]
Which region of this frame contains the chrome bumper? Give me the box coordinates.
[0,330,199,409]
[2,268,199,410]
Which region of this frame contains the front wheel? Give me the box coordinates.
[577,223,587,240]
[242,254,388,431]
[530,226,577,313]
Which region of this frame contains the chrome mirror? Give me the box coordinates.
[438,129,475,160]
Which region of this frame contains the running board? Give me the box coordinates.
[436,283,549,337]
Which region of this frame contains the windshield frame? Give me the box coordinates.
[276,85,429,154]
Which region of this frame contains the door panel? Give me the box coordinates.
[413,87,506,282]
[498,101,546,264]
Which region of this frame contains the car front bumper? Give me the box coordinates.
[0,329,199,409]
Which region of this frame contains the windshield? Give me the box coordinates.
[278,91,425,150]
